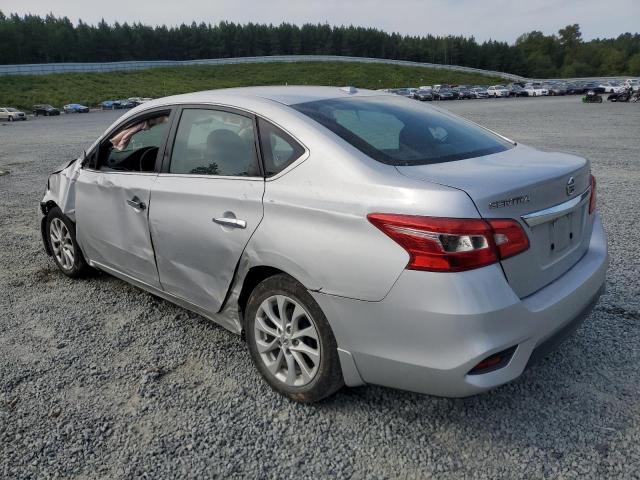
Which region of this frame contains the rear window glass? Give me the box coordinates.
[291,95,513,166]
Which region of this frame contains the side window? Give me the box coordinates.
[169,109,260,177]
[257,118,305,176]
[99,113,170,172]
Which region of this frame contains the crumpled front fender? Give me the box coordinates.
[40,158,82,221]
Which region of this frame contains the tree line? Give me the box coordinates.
[1,11,639,78]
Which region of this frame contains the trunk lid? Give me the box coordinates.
[397,144,594,298]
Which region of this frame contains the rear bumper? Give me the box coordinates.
[313,213,608,397]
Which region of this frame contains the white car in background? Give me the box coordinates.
[599,82,624,93]
[486,85,510,97]
[0,107,27,121]
[471,87,489,99]
[524,84,548,96]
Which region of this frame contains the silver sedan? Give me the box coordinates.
[40,86,608,402]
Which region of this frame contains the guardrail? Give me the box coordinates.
[0,55,528,81]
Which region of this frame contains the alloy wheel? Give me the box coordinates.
[49,218,75,270]
[254,295,321,387]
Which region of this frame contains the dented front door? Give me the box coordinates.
[75,169,160,288]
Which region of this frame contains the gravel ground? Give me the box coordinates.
[1,96,639,479]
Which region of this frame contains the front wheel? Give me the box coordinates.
[46,207,90,278]
[245,274,344,403]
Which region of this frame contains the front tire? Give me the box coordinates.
[245,274,344,403]
[46,207,90,278]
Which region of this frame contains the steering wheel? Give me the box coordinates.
[138,147,158,172]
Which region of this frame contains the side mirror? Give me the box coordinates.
[80,149,88,167]
[82,148,99,169]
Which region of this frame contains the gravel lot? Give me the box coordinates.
[1,96,639,479]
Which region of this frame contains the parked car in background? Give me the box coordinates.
[470,87,489,99]
[63,103,90,113]
[547,84,568,96]
[507,84,526,97]
[33,104,60,116]
[39,86,608,403]
[565,83,583,95]
[487,85,510,98]
[523,84,548,96]
[390,88,417,98]
[453,87,473,99]
[412,88,434,101]
[101,100,122,110]
[581,82,605,94]
[0,107,27,121]
[128,97,154,106]
[624,79,640,92]
[117,99,136,109]
[600,82,623,93]
[435,88,456,100]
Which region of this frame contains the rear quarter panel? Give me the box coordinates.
[244,116,482,301]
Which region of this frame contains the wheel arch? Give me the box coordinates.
[237,265,287,326]
[40,200,60,256]
[225,253,323,332]
[234,263,365,389]
[40,199,59,216]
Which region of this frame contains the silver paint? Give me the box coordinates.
[40,86,609,397]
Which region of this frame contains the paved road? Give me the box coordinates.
[1,96,639,479]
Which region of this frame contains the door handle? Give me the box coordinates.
[127,197,146,210]
[213,217,247,229]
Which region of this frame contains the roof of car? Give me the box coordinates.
[144,86,387,108]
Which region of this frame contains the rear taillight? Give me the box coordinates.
[589,174,597,214]
[489,218,530,259]
[367,214,529,272]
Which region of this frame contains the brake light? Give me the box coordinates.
[367,214,529,272]
[589,174,597,214]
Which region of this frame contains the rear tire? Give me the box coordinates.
[46,207,90,278]
[245,274,344,403]
[8,116,13,122]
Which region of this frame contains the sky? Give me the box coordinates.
[1,0,639,43]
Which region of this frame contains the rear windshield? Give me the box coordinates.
[291,95,513,166]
